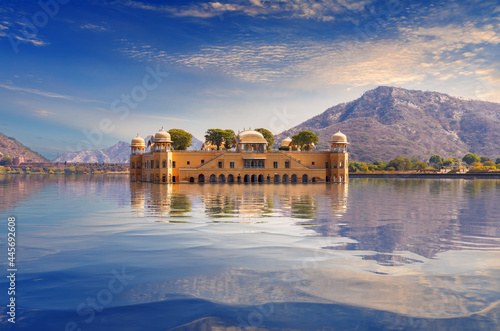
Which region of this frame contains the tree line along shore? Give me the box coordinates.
[0,161,129,175]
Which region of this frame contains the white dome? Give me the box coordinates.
[331,130,348,143]
[153,128,172,143]
[281,137,292,147]
[237,130,267,144]
[131,134,145,147]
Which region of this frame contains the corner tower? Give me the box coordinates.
[130,134,145,182]
[329,130,349,182]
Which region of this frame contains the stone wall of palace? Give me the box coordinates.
[130,150,348,183]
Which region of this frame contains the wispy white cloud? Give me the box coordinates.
[35,110,55,117]
[0,83,104,104]
[10,34,48,46]
[118,18,500,101]
[120,0,373,22]
[80,23,109,32]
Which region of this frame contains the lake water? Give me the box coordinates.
[1,175,499,330]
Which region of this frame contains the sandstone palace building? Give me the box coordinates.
[130,129,348,183]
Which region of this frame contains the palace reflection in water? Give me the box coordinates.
[130,179,500,262]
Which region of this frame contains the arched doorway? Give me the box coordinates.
[274,174,280,183]
[189,177,195,183]
[251,174,257,183]
[291,174,298,183]
[267,175,271,183]
[228,174,234,183]
[150,174,153,182]
[218,174,226,183]
[162,175,166,183]
[210,174,217,183]
[258,174,264,183]
[333,176,337,182]
[340,175,343,182]
[244,174,250,183]
[131,174,135,181]
[282,174,289,183]
[312,177,317,183]
[302,174,308,183]
[198,174,205,183]
[237,175,242,183]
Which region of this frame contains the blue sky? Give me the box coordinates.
[1,0,499,159]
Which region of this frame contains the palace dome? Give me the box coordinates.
[237,130,267,144]
[281,137,292,147]
[131,134,145,147]
[154,128,172,143]
[331,130,348,143]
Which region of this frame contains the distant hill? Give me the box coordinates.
[53,135,204,163]
[189,136,203,150]
[53,141,130,163]
[0,132,49,163]
[275,86,500,162]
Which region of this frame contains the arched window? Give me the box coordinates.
[162,160,166,168]
[131,162,135,169]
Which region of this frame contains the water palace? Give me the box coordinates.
[129,129,349,183]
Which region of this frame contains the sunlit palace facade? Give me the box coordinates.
[130,129,348,183]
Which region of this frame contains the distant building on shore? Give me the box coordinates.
[13,156,24,166]
[130,129,349,183]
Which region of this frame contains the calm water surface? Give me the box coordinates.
[0,175,499,330]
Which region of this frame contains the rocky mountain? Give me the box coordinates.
[53,141,131,163]
[190,136,203,150]
[0,132,49,163]
[275,86,500,162]
[53,135,204,163]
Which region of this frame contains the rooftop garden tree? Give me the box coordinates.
[255,128,274,151]
[292,130,319,151]
[168,129,193,150]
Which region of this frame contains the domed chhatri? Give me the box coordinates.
[281,137,292,147]
[236,130,268,153]
[153,128,172,143]
[130,134,146,155]
[237,130,267,144]
[331,130,348,144]
[130,128,349,184]
[131,134,145,147]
